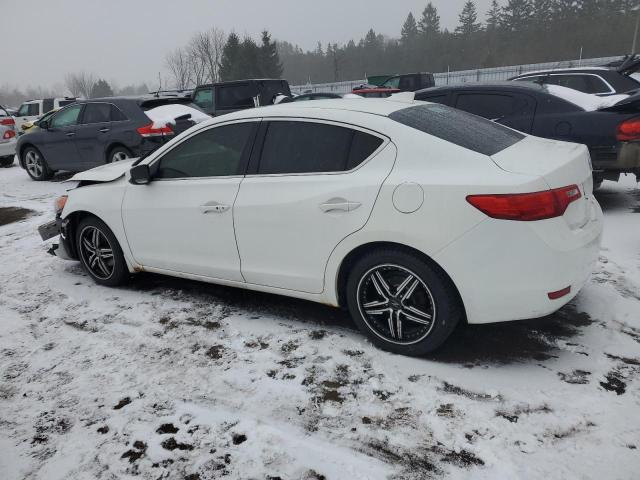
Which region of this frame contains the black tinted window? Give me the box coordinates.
[260,81,291,105]
[389,104,524,156]
[218,85,255,109]
[347,132,384,170]
[420,94,448,105]
[81,103,111,124]
[455,94,515,120]
[157,123,255,179]
[111,105,127,121]
[259,121,383,174]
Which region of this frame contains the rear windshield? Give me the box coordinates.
[388,103,524,156]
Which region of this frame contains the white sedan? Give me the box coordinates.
[39,96,603,356]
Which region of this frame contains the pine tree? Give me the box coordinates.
[500,0,534,32]
[455,1,482,36]
[486,0,502,31]
[237,37,261,78]
[401,12,419,44]
[90,79,113,98]
[259,30,283,78]
[418,2,441,37]
[219,32,241,81]
[531,0,553,27]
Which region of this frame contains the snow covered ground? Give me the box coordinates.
[0,164,638,480]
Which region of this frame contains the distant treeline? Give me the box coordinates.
[277,0,639,84]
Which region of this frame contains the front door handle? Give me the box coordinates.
[99,128,110,133]
[199,202,230,214]
[319,198,362,213]
[65,132,75,137]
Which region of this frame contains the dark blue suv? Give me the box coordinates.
[17,95,203,181]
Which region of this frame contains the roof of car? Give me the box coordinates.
[416,82,546,94]
[195,79,288,89]
[198,97,419,126]
[512,67,611,77]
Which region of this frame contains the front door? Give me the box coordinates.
[122,120,258,281]
[40,104,84,171]
[234,119,396,294]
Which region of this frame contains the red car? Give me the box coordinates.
[352,87,401,98]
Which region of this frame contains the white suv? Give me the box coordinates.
[15,97,78,131]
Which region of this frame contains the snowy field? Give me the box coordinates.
[0,164,639,480]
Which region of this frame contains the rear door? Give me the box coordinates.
[39,104,84,171]
[75,102,113,168]
[234,119,394,294]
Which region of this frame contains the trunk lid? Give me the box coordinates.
[491,135,594,228]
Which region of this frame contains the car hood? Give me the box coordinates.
[68,159,137,183]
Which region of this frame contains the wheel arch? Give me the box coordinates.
[62,210,101,259]
[105,143,133,164]
[18,142,36,168]
[334,241,467,322]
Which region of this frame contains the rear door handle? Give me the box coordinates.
[99,128,110,133]
[65,132,75,137]
[199,202,230,214]
[319,198,361,213]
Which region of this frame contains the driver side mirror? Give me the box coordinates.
[129,164,151,185]
[39,120,49,130]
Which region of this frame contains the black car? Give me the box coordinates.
[509,56,640,96]
[192,79,291,116]
[17,96,204,181]
[415,82,640,186]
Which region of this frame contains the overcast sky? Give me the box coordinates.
[5,0,493,89]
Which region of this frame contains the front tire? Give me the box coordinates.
[75,216,129,286]
[23,147,53,181]
[345,249,462,356]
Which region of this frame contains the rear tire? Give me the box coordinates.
[23,146,53,181]
[345,249,462,356]
[75,216,130,287]
[108,146,133,163]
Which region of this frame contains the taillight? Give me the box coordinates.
[617,117,640,141]
[466,185,582,221]
[0,117,15,126]
[2,130,16,140]
[136,122,173,138]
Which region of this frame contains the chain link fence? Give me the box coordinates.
[291,56,622,94]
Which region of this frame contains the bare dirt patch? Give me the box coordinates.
[0,207,35,226]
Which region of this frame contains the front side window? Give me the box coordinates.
[18,103,39,117]
[156,122,256,179]
[81,103,111,124]
[258,121,383,175]
[193,88,214,110]
[50,104,83,128]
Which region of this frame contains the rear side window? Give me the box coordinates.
[544,74,610,94]
[218,85,255,109]
[258,121,383,174]
[111,105,127,121]
[455,94,515,120]
[81,103,111,124]
[389,104,524,156]
[156,122,255,179]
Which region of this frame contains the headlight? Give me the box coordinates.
[54,195,68,215]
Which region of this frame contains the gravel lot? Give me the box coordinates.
[0,164,638,480]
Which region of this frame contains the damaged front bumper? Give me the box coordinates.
[38,217,75,260]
